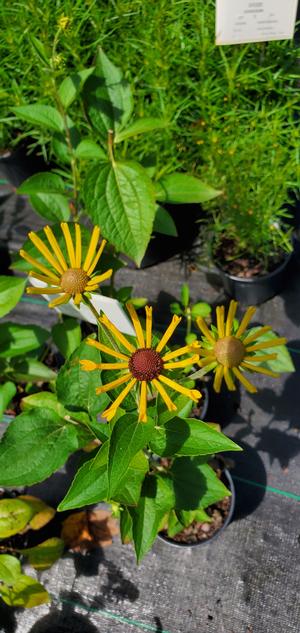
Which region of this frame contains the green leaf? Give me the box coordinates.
[0,322,49,358]
[0,382,16,417]
[0,575,50,608]
[29,36,50,66]
[84,160,156,265]
[10,358,56,383]
[58,68,95,109]
[108,414,154,496]
[120,507,133,543]
[12,105,64,132]
[0,276,26,318]
[52,317,81,359]
[56,336,109,417]
[130,474,175,562]
[74,139,106,161]
[29,193,70,222]
[113,450,148,506]
[149,418,241,458]
[170,302,182,316]
[156,173,222,204]
[58,442,109,511]
[171,457,231,511]
[83,49,133,138]
[17,172,66,195]
[0,555,21,584]
[245,328,295,373]
[0,499,34,538]
[20,538,64,570]
[153,205,177,237]
[115,118,168,143]
[191,302,211,318]
[18,495,55,530]
[0,408,79,486]
[181,284,189,308]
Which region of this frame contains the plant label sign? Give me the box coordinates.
[216,0,298,45]
[29,277,135,335]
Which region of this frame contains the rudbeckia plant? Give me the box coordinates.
[0,222,293,563]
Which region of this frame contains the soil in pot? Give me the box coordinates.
[212,237,292,304]
[214,237,287,278]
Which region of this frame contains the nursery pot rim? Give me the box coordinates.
[157,467,235,549]
[214,249,292,284]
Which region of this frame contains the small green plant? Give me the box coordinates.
[7,48,220,267]
[170,283,211,344]
[0,495,64,608]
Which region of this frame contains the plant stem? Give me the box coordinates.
[82,295,120,352]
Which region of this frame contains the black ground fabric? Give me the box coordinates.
[0,187,300,633]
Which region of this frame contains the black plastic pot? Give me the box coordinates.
[215,252,293,305]
[157,467,235,548]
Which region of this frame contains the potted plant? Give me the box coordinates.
[0,222,291,562]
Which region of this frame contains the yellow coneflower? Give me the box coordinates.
[19,223,112,308]
[80,304,201,422]
[196,300,286,394]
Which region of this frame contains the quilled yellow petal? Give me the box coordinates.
[28,232,64,274]
[158,374,201,402]
[101,378,136,418]
[100,314,135,353]
[44,225,68,271]
[139,381,148,422]
[126,302,145,348]
[196,317,216,345]
[236,306,256,337]
[145,306,153,348]
[225,300,238,336]
[87,239,107,276]
[95,373,131,394]
[20,250,58,282]
[156,315,181,353]
[232,367,257,393]
[83,226,100,272]
[86,338,129,361]
[152,378,177,412]
[61,223,76,267]
[213,364,224,392]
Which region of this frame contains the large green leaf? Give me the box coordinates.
[108,414,154,496]
[0,276,26,318]
[84,160,156,265]
[0,382,16,418]
[113,450,148,506]
[17,172,66,195]
[52,317,81,359]
[0,499,34,538]
[58,442,109,511]
[155,173,222,204]
[115,117,168,143]
[0,555,21,584]
[149,418,241,457]
[0,408,79,486]
[29,193,70,222]
[83,48,133,138]
[0,322,49,358]
[153,205,177,237]
[20,538,65,570]
[10,358,56,383]
[0,575,50,608]
[171,457,231,511]
[12,105,64,132]
[56,336,109,416]
[130,474,175,562]
[58,68,95,109]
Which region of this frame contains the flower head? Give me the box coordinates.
[196,300,286,393]
[80,304,202,422]
[20,223,112,308]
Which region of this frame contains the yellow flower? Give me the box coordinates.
[80,304,202,422]
[58,15,71,30]
[196,300,286,394]
[20,223,112,308]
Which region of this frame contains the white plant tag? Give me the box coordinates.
[216,0,298,45]
[29,277,135,336]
